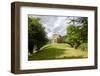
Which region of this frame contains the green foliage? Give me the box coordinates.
[28,17,48,54]
[64,17,88,49]
[76,17,88,43]
[64,25,81,48]
[78,43,88,51]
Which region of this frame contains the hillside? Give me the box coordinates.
[28,43,88,60]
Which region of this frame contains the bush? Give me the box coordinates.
[78,43,87,51]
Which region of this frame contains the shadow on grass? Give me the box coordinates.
[28,46,68,60]
[28,43,88,61]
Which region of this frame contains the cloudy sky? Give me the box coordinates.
[28,15,81,39]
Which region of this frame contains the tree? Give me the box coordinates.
[67,17,77,25]
[64,17,88,49]
[76,17,88,43]
[65,25,81,48]
[28,17,48,54]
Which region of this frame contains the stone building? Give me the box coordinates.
[52,34,63,43]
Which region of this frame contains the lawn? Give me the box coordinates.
[28,43,88,60]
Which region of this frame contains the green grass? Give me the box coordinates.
[28,43,88,60]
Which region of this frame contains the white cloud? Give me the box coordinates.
[29,15,82,38]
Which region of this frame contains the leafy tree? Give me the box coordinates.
[64,17,88,49]
[28,17,48,54]
[65,25,81,48]
[76,17,88,43]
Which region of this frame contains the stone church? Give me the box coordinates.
[52,34,63,43]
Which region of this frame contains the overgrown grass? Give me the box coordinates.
[28,43,88,60]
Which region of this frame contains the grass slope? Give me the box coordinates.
[28,43,88,60]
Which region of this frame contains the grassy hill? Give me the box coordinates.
[28,43,88,60]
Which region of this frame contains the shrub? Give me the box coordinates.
[78,43,87,51]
